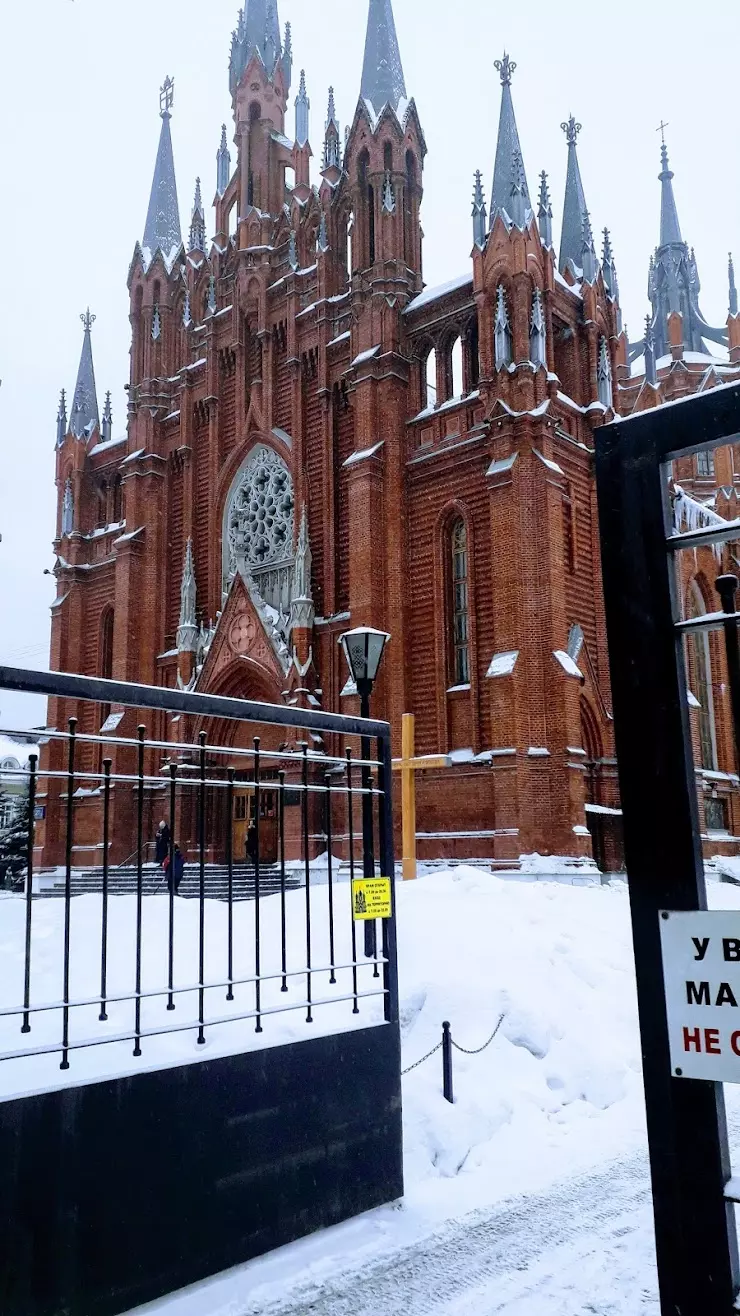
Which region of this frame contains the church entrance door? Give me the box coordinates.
[232,785,279,865]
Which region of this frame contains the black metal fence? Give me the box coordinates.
[595,379,740,1315]
[0,664,398,1084]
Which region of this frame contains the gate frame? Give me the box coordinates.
[596,380,740,1315]
[0,664,401,1316]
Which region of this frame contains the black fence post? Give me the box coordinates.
[442,1021,453,1104]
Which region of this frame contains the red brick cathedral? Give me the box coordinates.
[44,0,740,872]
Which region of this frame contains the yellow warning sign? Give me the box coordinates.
[352,877,393,921]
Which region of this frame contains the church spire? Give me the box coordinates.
[143,77,182,261]
[217,125,231,197]
[360,0,407,116]
[70,310,100,439]
[490,54,530,227]
[177,539,198,654]
[230,0,283,94]
[188,177,207,252]
[559,115,589,277]
[658,137,682,249]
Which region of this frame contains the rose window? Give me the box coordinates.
[224,444,295,615]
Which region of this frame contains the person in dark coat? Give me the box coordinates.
[246,821,258,866]
[155,820,171,865]
[166,845,184,895]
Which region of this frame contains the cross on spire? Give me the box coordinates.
[81,309,96,332]
[494,53,516,86]
[160,76,174,119]
[657,119,669,145]
[561,115,582,146]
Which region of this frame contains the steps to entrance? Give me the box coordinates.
[36,864,302,902]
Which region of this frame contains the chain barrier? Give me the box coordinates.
[401,1040,442,1076]
[401,1013,505,1075]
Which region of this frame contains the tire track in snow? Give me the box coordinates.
[240,1152,655,1316]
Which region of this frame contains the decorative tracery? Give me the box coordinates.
[223,444,295,614]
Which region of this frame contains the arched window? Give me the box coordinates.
[450,519,470,686]
[687,581,717,770]
[112,474,123,524]
[424,348,437,410]
[97,481,108,528]
[450,336,464,399]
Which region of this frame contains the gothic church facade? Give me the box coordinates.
[41,0,740,870]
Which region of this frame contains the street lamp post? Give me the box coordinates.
[339,628,390,960]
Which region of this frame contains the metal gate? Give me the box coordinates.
[595,380,740,1314]
[0,665,401,1316]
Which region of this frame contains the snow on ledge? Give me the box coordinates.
[527,747,550,758]
[343,440,384,467]
[352,345,381,368]
[487,453,518,476]
[553,650,584,679]
[487,651,519,677]
[533,448,564,476]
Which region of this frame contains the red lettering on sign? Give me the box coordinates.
[683,1027,702,1052]
[705,1029,722,1055]
[731,1031,740,1057]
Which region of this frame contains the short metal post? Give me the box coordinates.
[359,687,378,965]
[442,1021,453,1104]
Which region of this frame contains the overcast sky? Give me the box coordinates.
[1,0,737,729]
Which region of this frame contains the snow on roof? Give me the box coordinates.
[556,391,586,415]
[553,269,583,298]
[404,273,474,315]
[89,434,127,457]
[0,735,38,775]
[121,448,146,464]
[487,650,519,678]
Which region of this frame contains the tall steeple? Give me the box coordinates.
[70,310,100,439]
[559,115,588,277]
[658,139,682,248]
[648,131,726,357]
[490,55,530,227]
[217,125,231,197]
[143,77,182,261]
[230,0,284,94]
[360,0,407,116]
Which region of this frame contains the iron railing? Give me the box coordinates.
[0,666,397,1084]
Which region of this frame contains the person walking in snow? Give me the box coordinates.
[155,819,170,866]
[246,820,258,867]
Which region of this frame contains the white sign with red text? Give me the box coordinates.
[660,909,740,1082]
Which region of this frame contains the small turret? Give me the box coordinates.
[508,149,528,230]
[295,69,310,148]
[597,336,613,408]
[537,171,553,249]
[322,87,341,175]
[644,315,658,388]
[472,170,487,250]
[56,389,68,447]
[282,21,293,90]
[230,0,284,94]
[580,209,598,285]
[217,125,231,197]
[602,228,618,299]
[494,285,513,370]
[188,177,207,253]
[530,288,546,368]
[729,253,738,318]
[101,391,113,443]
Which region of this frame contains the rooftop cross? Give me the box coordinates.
[494,53,516,86]
[160,76,175,119]
[657,119,669,145]
[561,115,582,146]
[80,309,96,332]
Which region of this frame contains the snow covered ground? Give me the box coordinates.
[4,864,740,1312]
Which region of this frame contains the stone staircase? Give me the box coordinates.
[37,863,302,902]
